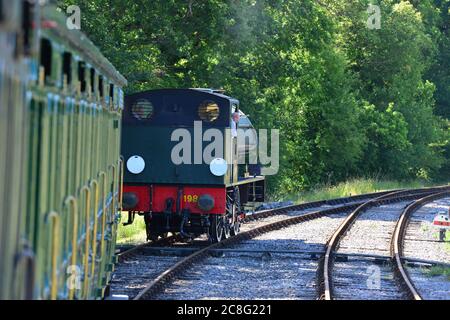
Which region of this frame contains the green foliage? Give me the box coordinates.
[421,0,450,119]
[57,0,450,194]
[324,0,449,182]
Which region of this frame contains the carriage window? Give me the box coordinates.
[78,61,86,92]
[110,84,114,101]
[0,1,4,23]
[98,76,104,97]
[62,52,72,85]
[198,101,219,122]
[131,99,154,120]
[40,38,52,83]
[90,68,95,94]
[21,0,33,56]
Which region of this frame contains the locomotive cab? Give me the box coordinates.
[121,89,265,242]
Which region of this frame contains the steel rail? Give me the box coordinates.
[243,189,399,222]
[391,190,450,300]
[318,185,450,300]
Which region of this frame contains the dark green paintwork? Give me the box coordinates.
[123,126,227,185]
[123,89,238,186]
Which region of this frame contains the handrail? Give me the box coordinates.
[98,171,108,258]
[109,163,117,224]
[90,179,99,277]
[39,66,45,87]
[45,211,60,300]
[80,185,91,299]
[64,196,78,300]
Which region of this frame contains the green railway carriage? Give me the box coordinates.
[0,1,127,299]
[0,0,34,300]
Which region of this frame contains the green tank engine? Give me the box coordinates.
[122,89,265,243]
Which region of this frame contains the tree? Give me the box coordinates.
[325,0,447,180]
[57,0,449,192]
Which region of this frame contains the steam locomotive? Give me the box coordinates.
[121,89,265,242]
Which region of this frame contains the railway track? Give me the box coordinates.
[151,206,357,299]
[114,190,395,263]
[110,186,450,300]
[318,187,450,300]
[112,191,390,298]
[116,189,395,261]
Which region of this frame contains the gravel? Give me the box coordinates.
[405,267,449,300]
[155,211,350,300]
[333,201,412,300]
[338,202,411,256]
[110,255,181,299]
[333,258,403,300]
[403,197,450,264]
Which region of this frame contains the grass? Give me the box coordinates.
[423,233,450,281]
[422,266,450,281]
[116,212,147,245]
[290,178,431,204]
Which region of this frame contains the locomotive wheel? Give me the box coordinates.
[208,215,224,243]
[223,216,232,239]
[230,187,241,236]
[229,202,240,236]
[231,218,240,236]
